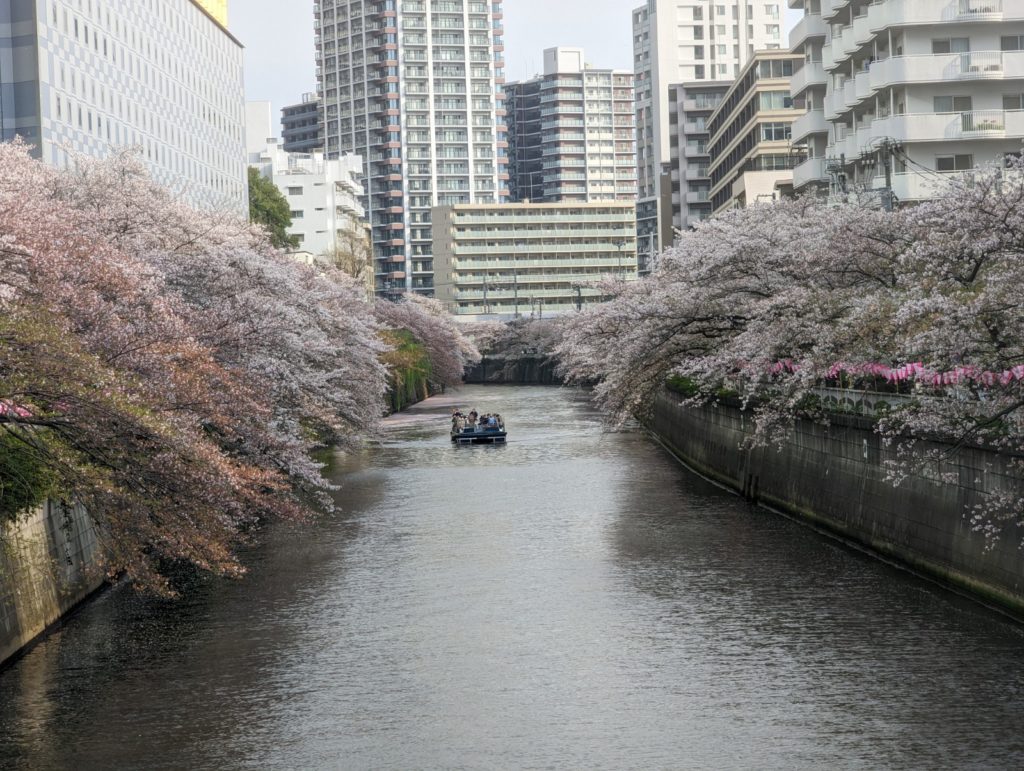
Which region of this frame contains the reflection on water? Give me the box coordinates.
[1,385,1023,770]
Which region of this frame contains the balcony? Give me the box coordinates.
[791,61,827,98]
[792,108,828,143]
[822,42,835,71]
[868,0,1018,33]
[869,171,961,202]
[837,25,858,57]
[852,13,872,46]
[855,70,873,102]
[870,51,1024,92]
[790,13,827,52]
[792,157,829,190]
[870,109,1024,144]
[821,0,849,22]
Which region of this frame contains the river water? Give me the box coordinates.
[1,385,1023,770]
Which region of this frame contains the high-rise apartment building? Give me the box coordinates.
[633,0,784,263]
[282,94,324,153]
[707,50,802,213]
[0,0,247,215]
[668,81,729,230]
[789,0,1024,203]
[314,0,509,297]
[506,47,637,203]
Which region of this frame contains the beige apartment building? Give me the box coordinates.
[707,50,804,213]
[432,201,638,318]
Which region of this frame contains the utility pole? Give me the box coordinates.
[574,283,582,312]
[513,269,519,319]
[615,239,626,279]
[880,138,895,212]
[482,270,489,315]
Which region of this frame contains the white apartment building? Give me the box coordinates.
[633,0,785,264]
[433,200,638,318]
[0,0,247,216]
[506,47,637,204]
[789,0,1024,202]
[247,102,367,261]
[314,0,508,298]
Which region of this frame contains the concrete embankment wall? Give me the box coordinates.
[651,390,1024,618]
[464,355,562,385]
[0,502,104,666]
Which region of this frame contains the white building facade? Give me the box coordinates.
[789,0,1024,202]
[247,102,367,260]
[633,0,785,263]
[314,0,509,297]
[0,0,248,215]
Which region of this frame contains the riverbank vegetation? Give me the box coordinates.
[0,143,475,593]
[559,160,1024,542]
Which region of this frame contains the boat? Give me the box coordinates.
[450,412,507,445]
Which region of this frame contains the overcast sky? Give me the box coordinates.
[232,1,801,133]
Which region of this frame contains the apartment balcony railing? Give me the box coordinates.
[792,157,829,190]
[869,51,1024,92]
[867,0,1014,35]
[792,108,828,144]
[789,13,827,52]
[791,61,827,97]
[869,109,1024,144]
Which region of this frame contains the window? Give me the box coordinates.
[761,122,791,141]
[932,38,969,54]
[1003,94,1023,110]
[287,186,303,195]
[290,210,304,219]
[766,24,780,37]
[1001,35,1024,51]
[936,154,973,172]
[933,95,972,112]
[759,59,794,78]
[760,91,793,109]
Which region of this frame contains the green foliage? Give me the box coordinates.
[667,375,738,400]
[247,167,300,250]
[0,432,57,523]
[381,329,433,413]
[666,375,699,397]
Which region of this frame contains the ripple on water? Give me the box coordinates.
[0,385,1023,770]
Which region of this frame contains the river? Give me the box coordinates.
[1,385,1023,769]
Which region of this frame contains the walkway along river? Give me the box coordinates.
[1,385,1023,769]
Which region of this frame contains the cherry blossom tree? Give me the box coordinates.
[0,142,392,592]
[559,159,1024,543]
[374,295,480,389]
